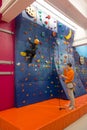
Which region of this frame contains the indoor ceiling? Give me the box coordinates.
[0,0,87,30]
[45,0,87,29]
[0,0,35,22]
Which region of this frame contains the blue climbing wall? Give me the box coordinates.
[54,22,86,99]
[15,14,65,107]
[74,47,87,92]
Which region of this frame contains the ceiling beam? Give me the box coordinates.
[45,0,87,29]
[0,0,35,22]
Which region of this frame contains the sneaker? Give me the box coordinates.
[69,106,75,110]
[66,104,71,107]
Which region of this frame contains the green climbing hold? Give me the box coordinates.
[48,77,50,79]
[45,91,47,93]
[60,35,63,39]
[43,24,46,27]
[41,32,45,37]
[59,23,62,27]
[62,29,64,32]
[50,90,52,93]
[58,65,60,68]
[40,18,42,21]
[38,11,42,14]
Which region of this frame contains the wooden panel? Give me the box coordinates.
[1,0,35,22]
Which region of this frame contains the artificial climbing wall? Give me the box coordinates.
[15,6,86,107]
[54,22,86,98]
[15,14,65,107]
[74,46,87,92]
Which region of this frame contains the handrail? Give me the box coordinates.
[0,60,14,64]
[0,72,13,75]
[0,28,14,34]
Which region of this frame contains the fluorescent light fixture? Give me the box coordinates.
[32,0,82,31]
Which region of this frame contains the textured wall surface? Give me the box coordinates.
[15,7,86,107]
[15,15,63,107]
[74,47,87,92]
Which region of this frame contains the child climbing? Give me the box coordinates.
[20,37,40,63]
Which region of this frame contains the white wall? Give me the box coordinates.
[73,28,87,47]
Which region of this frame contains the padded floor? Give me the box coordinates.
[0,95,87,130]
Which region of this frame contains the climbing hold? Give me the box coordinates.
[64,29,72,40]
[50,90,52,93]
[35,64,37,67]
[43,24,46,27]
[59,23,62,27]
[29,83,32,86]
[62,29,64,32]
[48,77,50,79]
[26,94,29,97]
[25,77,28,81]
[51,81,54,84]
[39,41,42,45]
[20,52,26,57]
[40,18,42,21]
[35,68,37,71]
[56,39,59,45]
[52,31,57,37]
[36,59,40,63]
[32,64,34,67]
[38,10,42,14]
[46,15,51,19]
[21,84,24,87]
[60,35,63,39]
[44,21,48,25]
[16,62,21,66]
[61,90,63,93]
[20,68,24,72]
[22,89,25,92]
[28,73,31,76]
[58,65,60,68]
[34,18,37,22]
[56,61,59,64]
[64,55,67,59]
[56,77,58,79]
[25,6,36,18]
[64,41,69,44]
[45,65,50,68]
[37,64,40,67]
[41,32,45,37]
[50,94,53,97]
[24,31,28,34]
[41,55,45,59]
[22,100,26,104]
[47,86,50,88]
[45,91,47,93]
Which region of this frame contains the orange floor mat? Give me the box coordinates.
[0,94,87,130]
